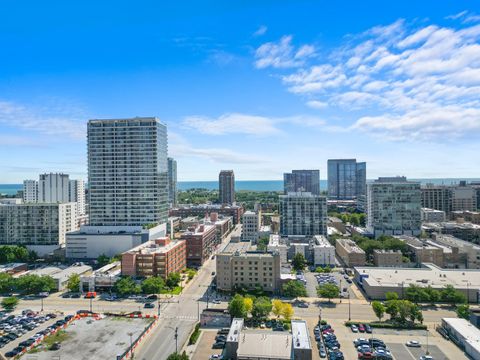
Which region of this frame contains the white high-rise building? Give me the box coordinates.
[367,177,421,238]
[69,179,86,215]
[38,173,70,203]
[168,157,177,207]
[241,211,260,243]
[279,192,327,236]
[23,180,38,203]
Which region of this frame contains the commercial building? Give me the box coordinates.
[327,159,366,200]
[354,263,480,302]
[284,170,320,195]
[335,238,366,267]
[421,208,446,222]
[200,308,231,328]
[291,320,312,360]
[422,221,480,243]
[373,249,403,267]
[121,237,186,278]
[170,204,244,224]
[0,263,28,274]
[181,224,217,267]
[241,211,260,243]
[219,170,235,205]
[20,265,92,291]
[452,210,480,224]
[204,213,234,243]
[69,179,86,215]
[267,235,288,264]
[313,235,336,267]
[431,233,480,269]
[167,157,177,207]
[80,262,121,292]
[216,242,282,293]
[396,235,445,267]
[367,177,421,238]
[23,180,38,203]
[441,318,480,360]
[0,202,77,256]
[279,192,327,236]
[421,184,453,214]
[38,173,70,203]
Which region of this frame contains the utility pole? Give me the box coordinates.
[127,332,134,359]
[426,327,430,355]
[41,297,44,312]
[348,292,351,321]
[174,327,178,353]
[89,297,93,313]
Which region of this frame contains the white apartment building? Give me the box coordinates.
[279,192,327,236]
[367,177,421,238]
[38,173,70,203]
[313,235,336,266]
[241,211,260,243]
[68,179,86,215]
[421,208,446,222]
[0,202,77,255]
[23,180,38,203]
[267,235,288,264]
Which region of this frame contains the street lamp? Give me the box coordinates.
[127,332,134,359]
[41,297,44,312]
[348,292,351,321]
[89,297,93,313]
[426,327,430,355]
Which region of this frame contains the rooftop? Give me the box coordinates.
[291,320,311,350]
[222,241,252,254]
[337,238,365,254]
[236,331,292,359]
[124,239,185,255]
[314,235,334,248]
[227,318,244,343]
[443,318,480,354]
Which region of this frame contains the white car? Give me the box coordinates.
[209,355,223,359]
[406,340,421,347]
[419,356,433,360]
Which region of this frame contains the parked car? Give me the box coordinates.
[419,356,433,360]
[364,324,372,333]
[144,302,155,309]
[319,344,327,358]
[358,324,366,333]
[50,342,61,351]
[406,340,421,347]
[351,324,359,333]
[212,341,225,349]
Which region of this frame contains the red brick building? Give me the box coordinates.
[181,224,217,267]
[121,237,186,278]
[169,204,244,225]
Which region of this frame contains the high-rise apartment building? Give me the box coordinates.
[167,157,177,207]
[88,117,168,226]
[219,170,235,205]
[23,180,38,203]
[279,192,327,236]
[421,185,453,214]
[452,183,477,212]
[327,159,366,200]
[38,173,70,203]
[241,211,260,243]
[367,177,421,238]
[68,179,86,215]
[283,170,320,195]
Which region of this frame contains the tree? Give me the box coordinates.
[243,297,253,316]
[372,301,385,321]
[291,253,306,272]
[1,296,19,310]
[272,299,283,318]
[229,294,246,318]
[141,276,165,294]
[166,272,181,288]
[114,277,140,297]
[0,245,30,263]
[0,273,14,294]
[424,286,440,305]
[166,351,189,360]
[281,303,294,321]
[456,304,470,320]
[441,285,467,305]
[66,273,80,293]
[97,254,110,268]
[252,297,272,319]
[405,284,428,304]
[282,281,307,298]
[16,274,56,294]
[385,299,400,320]
[317,283,339,302]
[385,292,399,301]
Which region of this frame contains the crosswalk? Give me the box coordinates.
[159,314,198,321]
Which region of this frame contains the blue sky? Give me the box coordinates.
[1,0,479,182]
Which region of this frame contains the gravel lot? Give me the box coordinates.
[22,317,152,360]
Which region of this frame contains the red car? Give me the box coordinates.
[322,328,335,334]
[358,324,365,333]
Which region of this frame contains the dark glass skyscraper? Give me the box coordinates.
[327,159,366,200]
[219,170,235,204]
[283,170,320,195]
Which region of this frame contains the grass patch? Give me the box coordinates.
[28,330,71,353]
[188,323,201,345]
[344,321,427,330]
[161,286,183,295]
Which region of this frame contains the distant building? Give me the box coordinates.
[181,224,217,267]
[0,202,77,256]
[367,177,421,238]
[327,159,366,200]
[452,183,477,212]
[21,265,92,292]
[279,192,327,236]
[203,213,234,243]
[431,233,480,269]
[121,237,186,278]
[335,238,366,267]
[38,173,70,203]
[373,249,403,267]
[451,210,480,225]
[219,170,235,205]
[421,208,446,222]
[69,179,86,215]
[170,204,244,224]
[80,261,121,292]
[395,235,445,267]
[168,157,178,207]
[241,211,260,243]
[23,180,38,203]
[284,170,320,195]
[421,184,452,214]
[422,221,480,244]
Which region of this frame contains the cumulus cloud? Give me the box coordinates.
[254,35,315,69]
[258,19,480,140]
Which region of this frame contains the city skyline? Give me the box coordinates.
[1,1,480,182]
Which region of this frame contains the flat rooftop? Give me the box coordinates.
[443,318,480,354]
[291,320,311,350]
[236,331,292,359]
[227,318,244,343]
[125,239,184,255]
[337,238,365,254]
[355,263,480,289]
[222,241,252,254]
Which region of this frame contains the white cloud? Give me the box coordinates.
[257,20,480,140]
[254,35,315,69]
[253,25,268,37]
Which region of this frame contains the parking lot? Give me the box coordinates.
[191,330,223,360]
[305,269,358,299]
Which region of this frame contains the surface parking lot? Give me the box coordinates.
[388,343,448,360]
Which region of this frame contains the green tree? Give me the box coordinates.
[257,236,270,252]
[252,296,272,318]
[243,297,253,316]
[441,285,467,305]
[0,273,14,294]
[1,296,19,310]
[141,276,165,294]
[385,292,399,301]
[292,253,306,272]
[66,273,80,293]
[16,274,56,294]
[405,284,428,304]
[166,272,181,288]
[317,283,340,302]
[228,294,246,318]
[282,281,307,298]
[385,299,400,319]
[97,254,110,268]
[456,304,470,320]
[114,277,140,297]
[166,351,189,360]
[424,286,440,305]
[372,300,385,321]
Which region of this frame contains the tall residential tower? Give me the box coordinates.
[327,159,366,200]
[283,170,320,195]
[219,170,235,205]
[168,157,178,207]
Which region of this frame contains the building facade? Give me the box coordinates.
[241,211,260,243]
[23,180,38,203]
[283,170,320,195]
[181,224,217,266]
[335,238,366,267]
[167,157,178,207]
[169,204,244,224]
[68,179,86,215]
[327,159,366,200]
[421,185,453,214]
[367,177,421,238]
[219,170,235,205]
[87,117,168,227]
[279,192,327,236]
[452,184,477,212]
[421,208,446,222]
[38,173,70,203]
[373,249,403,267]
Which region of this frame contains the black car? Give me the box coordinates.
[50,342,61,351]
[365,324,372,333]
[144,302,155,309]
[19,339,35,347]
[6,333,18,340]
[212,341,225,349]
[5,350,19,358]
[65,315,74,321]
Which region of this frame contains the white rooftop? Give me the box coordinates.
[227,318,244,343]
[291,320,311,350]
[236,331,292,359]
[443,318,480,354]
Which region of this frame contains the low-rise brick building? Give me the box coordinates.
[335,238,366,267]
[373,249,403,267]
[181,224,217,267]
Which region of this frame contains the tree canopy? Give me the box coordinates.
[0,245,36,264]
[282,281,307,298]
[1,297,18,310]
[291,253,306,271]
[252,296,272,318]
[166,272,181,288]
[114,277,141,296]
[141,276,165,294]
[66,273,80,293]
[317,283,340,302]
[228,294,247,318]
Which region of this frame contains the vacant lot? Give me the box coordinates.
[22,317,152,360]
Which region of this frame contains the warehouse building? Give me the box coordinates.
[441,318,480,360]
